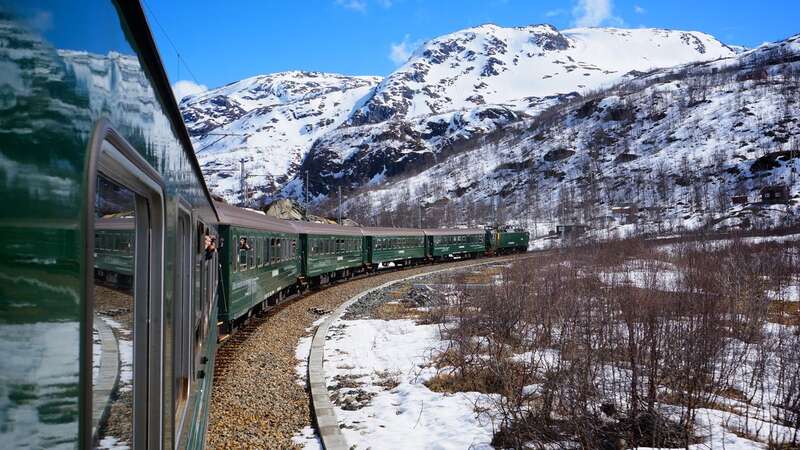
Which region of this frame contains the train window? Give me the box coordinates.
[193,220,215,394]
[247,237,255,268]
[238,236,250,271]
[270,238,276,263]
[91,134,165,449]
[94,175,138,449]
[256,238,262,267]
[233,235,239,272]
[174,206,192,440]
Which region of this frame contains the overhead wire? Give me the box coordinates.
[141,0,202,88]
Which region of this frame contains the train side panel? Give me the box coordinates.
[224,226,300,322]
[368,235,426,265]
[0,3,220,449]
[303,234,364,278]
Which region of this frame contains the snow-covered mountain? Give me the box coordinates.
[183,24,736,204]
[342,34,800,234]
[348,24,734,124]
[180,72,380,200]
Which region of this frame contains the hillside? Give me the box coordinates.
[180,72,381,200]
[341,34,800,237]
[182,25,735,204]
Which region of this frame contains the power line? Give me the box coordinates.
[195,133,248,154]
[141,0,202,87]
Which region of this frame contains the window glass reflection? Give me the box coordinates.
[93,175,135,448]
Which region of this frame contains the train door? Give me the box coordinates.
[193,221,214,380]
[174,204,192,446]
[88,127,165,450]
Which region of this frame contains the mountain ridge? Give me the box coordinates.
[182,23,737,205]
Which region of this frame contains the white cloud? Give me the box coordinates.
[389,34,419,66]
[172,80,207,103]
[572,0,624,27]
[634,4,646,14]
[545,8,567,18]
[335,0,367,12]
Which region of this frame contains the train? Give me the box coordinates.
[0,2,527,449]
[98,203,529,336]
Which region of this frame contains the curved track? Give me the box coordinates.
[207,255,527,449]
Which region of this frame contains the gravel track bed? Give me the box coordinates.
[207,257,518,449]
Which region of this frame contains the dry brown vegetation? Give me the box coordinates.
[423,236,800,449]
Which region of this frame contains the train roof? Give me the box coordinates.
[96,217,135,231]
[423,228,485,236]
[214,202,298,234]
[360,227,425,237]
[121,2,219,222]
[291,221,365,237]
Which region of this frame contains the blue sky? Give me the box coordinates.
[143,0,800,98]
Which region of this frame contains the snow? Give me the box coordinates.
[338,32,799,234]
[181,71,381,203]
[181,25,743,206]
[360,25,733,122]
[598,260,684,292]
[322,318,495,449]
[101,317,133,390]
[291,426,322,450]
[294,316,326,385]
[96,436,130,450]
[767,283,800,302]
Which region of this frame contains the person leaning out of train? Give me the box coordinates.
[204,233,217,260]
[239,237,251,251]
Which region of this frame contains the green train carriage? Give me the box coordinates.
[363,227,427,268]
[0,2,221,449]
[215,202,301,333]
[293,222,366,285]
[424,228,486,260]
[487,228,530,254]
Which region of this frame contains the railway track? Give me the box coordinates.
[207,255,526,449]
[213,264,420,379]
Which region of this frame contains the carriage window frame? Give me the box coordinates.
[256,237,262,268]
[233,235,239,272]
[84,122,166,450]
[239,236,250,271]
[174,200,193,443]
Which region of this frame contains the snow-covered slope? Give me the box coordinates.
[343,34,800,234]
[180,72,381,201]
[348,25,735,124]
[183,25,736,204]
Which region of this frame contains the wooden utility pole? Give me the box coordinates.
[338,186,342,224]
